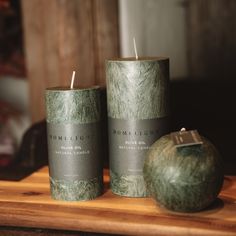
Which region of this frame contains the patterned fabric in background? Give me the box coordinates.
[0,101,19,167]
[0,0,25,77]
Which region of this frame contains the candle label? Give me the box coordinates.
[47,122,102,181]
[108,117,169,175]
[171,130,203,147]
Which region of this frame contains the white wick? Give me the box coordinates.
[180,128,186,132]
[133,37,138,60]
[70,71,76,89]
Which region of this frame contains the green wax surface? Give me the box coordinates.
[45,86,103,201]
[106,57,170,197]
[45,86,101,124]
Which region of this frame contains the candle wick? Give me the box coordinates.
[70,71,76,89]
[133,37,138,60]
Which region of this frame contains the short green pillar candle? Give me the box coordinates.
[45,86,103,201]
[106,57,170,197]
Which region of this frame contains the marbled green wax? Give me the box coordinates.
[143,134,224,212]
[106,57,170,197]
[46,87,101,124]
[45,86,103,201]
[106,57,169,119]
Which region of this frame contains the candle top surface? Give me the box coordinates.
[106,57,168,62]
[46,85,100,91]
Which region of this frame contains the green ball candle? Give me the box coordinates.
[143,131,224,212]
[106,57,170,197]
[45,76,103,201]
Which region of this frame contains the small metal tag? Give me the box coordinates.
[171,129,203,147]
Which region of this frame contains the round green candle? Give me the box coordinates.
[106,57,170,197]
[45,86,103,201]
[143,133,224,212]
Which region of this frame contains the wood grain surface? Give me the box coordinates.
[21,0,119,123]
[0,167,235,235]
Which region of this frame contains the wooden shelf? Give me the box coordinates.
[0,166,235,235]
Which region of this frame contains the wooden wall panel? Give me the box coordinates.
[21,0,119,123]
[71,0,95,87]
[93,0,120,86]
[21,0,49,122]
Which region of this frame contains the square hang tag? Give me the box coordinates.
[171,129,203,148]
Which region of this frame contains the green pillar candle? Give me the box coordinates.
[45,86,103,201]
[106,57,170,197]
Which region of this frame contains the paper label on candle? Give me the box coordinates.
[47,122,102,181]
[171,129,203,147]
[108,117,169,175]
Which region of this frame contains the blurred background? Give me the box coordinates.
[0,0,235,175]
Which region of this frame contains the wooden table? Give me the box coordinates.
[0,166,235,236]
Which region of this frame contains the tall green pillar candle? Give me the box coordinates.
[45,86,103,201]
[106,57,170,197]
